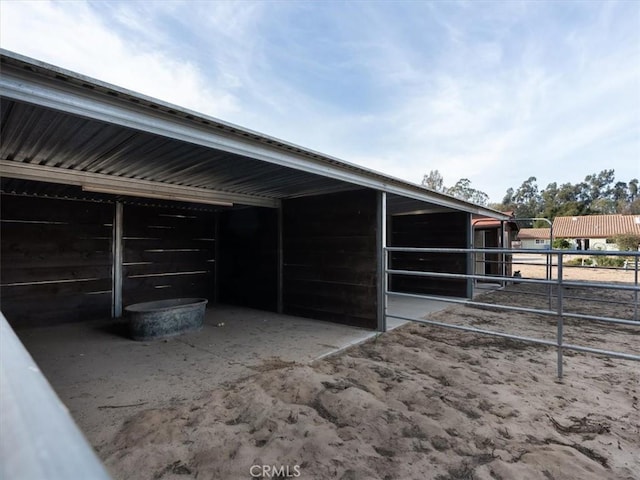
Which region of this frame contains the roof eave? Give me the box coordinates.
[0,49,508,219]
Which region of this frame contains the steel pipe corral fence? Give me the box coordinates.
[0,312,112,480]
[384,247,640,378]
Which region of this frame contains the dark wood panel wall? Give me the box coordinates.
[390,211,469,298]
[282,189,378,329]
[1,195,113,327]
[217,207,278,311]
[122,205,215,306]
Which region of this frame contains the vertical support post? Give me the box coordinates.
[556,252,564,379]
[466,213,474,299]
[499,220,506,287]
[213,211,219,304]
[548,224,554,311]
[376,191,387,332]
[634,254,638,322]
[112,201,123,318]
[277,203,284,314]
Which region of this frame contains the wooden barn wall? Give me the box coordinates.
[480,228,500,276]
[122,205,215,306]
[0,195,113,328]
[390,211,469,298]
[282,189,377,329]
[217,207,278,311]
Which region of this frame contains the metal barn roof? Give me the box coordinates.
[0,50,508,218]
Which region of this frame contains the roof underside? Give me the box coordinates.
[0,50,509,218]
[0,98,354,204]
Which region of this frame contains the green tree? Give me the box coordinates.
[420,171,489,206]
[553,238,571,249]
[421,170,446,192]
[513,176,542,218]
[613,233,640,251]
[446,178,489,206]
[629,179,638,201]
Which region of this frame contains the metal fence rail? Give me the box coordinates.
[384,247,640,378]
[0,312,112,480]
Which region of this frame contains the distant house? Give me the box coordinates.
[553,214,640,251]
[471,212,519,277]
[516,228,551,250]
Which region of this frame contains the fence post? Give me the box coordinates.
[635,254,638,322]
[556,252,564,379]
[376,191,387,332]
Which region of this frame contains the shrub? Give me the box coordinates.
[565,257,592,266]
[553,238,571,249]
[591,256,626,268]
[613,232,640,251]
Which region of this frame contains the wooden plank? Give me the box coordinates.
[122,238,214,254]
[0,194,114,327]
[284,265,375,284]
[123,205,215,237]
[1,278,113,300]
[390,253,466,273]
[282,190,378,328]
[121,204,217,307]
[390,212,468,298]
[122,246,214,264]
[1,195,113,224]
[2,265,112,284]
[0,222,111,239]
[284,235,375,251]
[390,276,467,298]
[122,274,214,306]
[3,293,112,328]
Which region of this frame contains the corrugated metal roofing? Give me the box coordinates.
[0,50,509,218]
[553,214,640,238]
[0,98,355,201]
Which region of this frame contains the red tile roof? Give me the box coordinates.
[472,211,518,230]
[518,228,551,240]
[552,214,640,239]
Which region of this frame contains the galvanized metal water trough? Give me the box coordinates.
[125,298,208,341]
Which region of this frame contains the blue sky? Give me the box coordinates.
[1,0,639,202]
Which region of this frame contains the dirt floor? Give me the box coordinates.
[98,277,639,479]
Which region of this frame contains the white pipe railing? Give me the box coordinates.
[384,247,640,378]
[0,313,111,480]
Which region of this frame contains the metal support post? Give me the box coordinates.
[277,204,284,314]
[466,213,474,298]
[635,255,638,322]
[376,191,387,332]
[556,253,564,379]
[112,201,123,318]
[213,212,219,304]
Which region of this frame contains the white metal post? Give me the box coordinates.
[112,201,123,318]
[377,191,387,332]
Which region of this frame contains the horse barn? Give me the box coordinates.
[1,49,509,331]
[0,50,509,476]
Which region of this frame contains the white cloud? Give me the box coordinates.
[0,0,240,118]
[1,0,638,202]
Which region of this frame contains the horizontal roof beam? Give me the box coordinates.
[0,160,280,208]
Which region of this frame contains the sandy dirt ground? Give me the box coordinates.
[98,281,639,480]
[517,261,637,285]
